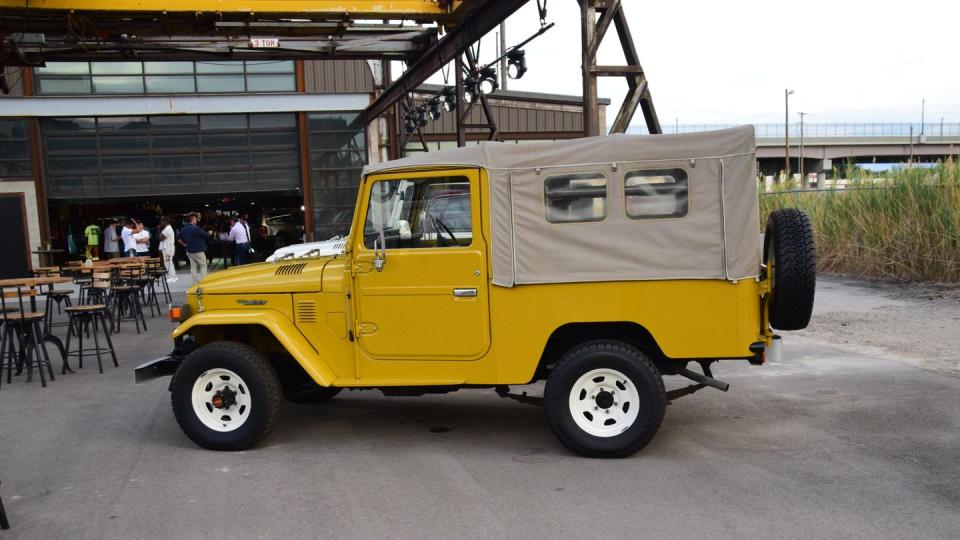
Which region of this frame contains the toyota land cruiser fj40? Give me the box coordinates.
[137,126,816,458]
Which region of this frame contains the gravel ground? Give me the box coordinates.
[794,275,960,376]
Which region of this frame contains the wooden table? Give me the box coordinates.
[0,276,73,375]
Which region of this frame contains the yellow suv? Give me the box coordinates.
[137,126,815,458]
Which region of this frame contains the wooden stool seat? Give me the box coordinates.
[65,304,107,313]
[4,312,46,321]
[47,289,73,296]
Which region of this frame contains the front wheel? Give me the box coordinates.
[171,342,282,451]
[544,340,666,458]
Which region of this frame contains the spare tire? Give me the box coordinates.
[764,208,816,330]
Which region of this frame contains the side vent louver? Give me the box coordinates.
[275,263,307,276]
[296,301,318,323]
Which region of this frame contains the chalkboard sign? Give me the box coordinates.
[0,194,30,279]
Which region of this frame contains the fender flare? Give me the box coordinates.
[171,310,337,386]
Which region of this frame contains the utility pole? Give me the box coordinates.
[784,89,794,182]
[799,112,806,188]
[499,22,508,91]
[909,125,914,167]
[920,98,925,136]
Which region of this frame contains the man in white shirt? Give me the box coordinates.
[227,214,251,265]
[133,222,151,256]
[158,218,178,282]
[121,219,138,257]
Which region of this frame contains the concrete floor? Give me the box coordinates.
[0,277,958,539]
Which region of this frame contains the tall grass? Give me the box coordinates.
[760,160,960,282]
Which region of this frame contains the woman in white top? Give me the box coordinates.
[158,218,178,282]
[133,222,151,256]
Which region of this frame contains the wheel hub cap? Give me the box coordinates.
[568,368,641,438]
[595,389,615,409]
[191,368,252,432]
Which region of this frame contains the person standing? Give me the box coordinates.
[158,218,178,282]
[84,221,101,259]
[227,213,251,265]
[178,214,211,283]
[133,222,151,256]
[121,219,138,257]
[102,221,120,259]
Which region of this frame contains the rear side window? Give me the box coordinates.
[544,172,607,223]
[624,168,689,219]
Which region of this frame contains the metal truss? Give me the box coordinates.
[580,0,660,135]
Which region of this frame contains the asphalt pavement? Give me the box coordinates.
[0,277,958,539]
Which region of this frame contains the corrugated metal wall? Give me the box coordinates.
[411,94,585,136]
[303,60,375,94]
[0,68,26,97]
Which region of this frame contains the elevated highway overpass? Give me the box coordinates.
[630,123,960,176]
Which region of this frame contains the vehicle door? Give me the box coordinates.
[351,168,490,361]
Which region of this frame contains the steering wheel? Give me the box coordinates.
[426,213,459,247]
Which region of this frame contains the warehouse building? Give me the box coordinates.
[0,60,605,277]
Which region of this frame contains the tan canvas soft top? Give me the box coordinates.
[363,126,760,287]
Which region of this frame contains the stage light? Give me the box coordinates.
[507,48,527,79]
[477,66,498,95]
[440,87,457,112]
[404,113,418,133]
[428,100,442,120]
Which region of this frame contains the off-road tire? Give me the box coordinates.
[285,386,342,404]
[544,340,666,458]
[171,341,282,451]
[764,208,817,330]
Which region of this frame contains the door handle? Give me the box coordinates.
[453,288,477,298]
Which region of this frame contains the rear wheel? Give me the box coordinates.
[764,208,817,330]
[171,342,282,451]
[544,340,666,458]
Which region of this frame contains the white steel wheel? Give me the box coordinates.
[191,368,252,432]
[544,340,666,458]
[568,368,640,438]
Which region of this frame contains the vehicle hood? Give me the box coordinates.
[188,258,339,295]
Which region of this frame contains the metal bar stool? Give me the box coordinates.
[84,271,114,316]
[112,266,148,334]
[40,271,73,335]
[0,285,55,389]
[63,304,118,374]
[146,257,172,305]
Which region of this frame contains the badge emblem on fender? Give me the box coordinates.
[237,299,268,306]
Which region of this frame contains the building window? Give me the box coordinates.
[41,113,300,198]
[0,119,32,178]
[624,168,689,219]
[544,172,607,223]
[308,112,367,240]
[34,60,295,95]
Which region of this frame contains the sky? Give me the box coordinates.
[413,0,960,129]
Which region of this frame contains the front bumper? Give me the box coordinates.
[134,356,182,384]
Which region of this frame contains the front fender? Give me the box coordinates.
[171,310,337,386]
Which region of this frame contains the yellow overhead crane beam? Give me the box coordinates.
[0,0,479,20]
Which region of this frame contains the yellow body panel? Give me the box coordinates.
[175,166,771,388]
[173,308,338,386]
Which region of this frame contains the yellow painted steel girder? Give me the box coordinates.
[0,0,478,18]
